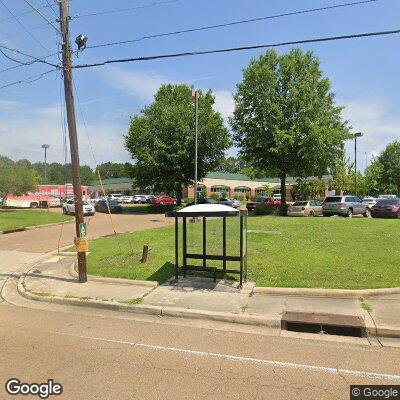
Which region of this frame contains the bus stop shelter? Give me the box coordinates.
[166,204,248,286]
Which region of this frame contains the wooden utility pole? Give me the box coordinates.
[59,0,87,282]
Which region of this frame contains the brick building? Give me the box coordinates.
[182,172,334,201]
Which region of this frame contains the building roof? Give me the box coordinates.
[205,172,252,181]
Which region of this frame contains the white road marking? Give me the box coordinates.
[56,332,400,381]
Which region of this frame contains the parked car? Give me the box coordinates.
[378,194,397,199]
[189,197,217,206]
[246,197,276,211]
[217,198,241,208]
[322,195,370,217]
[132,195,147,204]
[146,195,156,204]
[121,195,134,204]
[272,193,282,205]
[287,200,322,217]
[94,199,123,214]
[362,196,377,207]
[371,198,400,218]
[108,193,123,203]
[63,199,95,216]
[153,196,176,205]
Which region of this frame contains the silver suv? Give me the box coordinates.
[322,195,370,218]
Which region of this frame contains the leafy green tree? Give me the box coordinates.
[331,156,353,194]
[31,162,95,186]
[95,162,130,179]
[125,84,230,205]
[231,49,350,206]
[0,157,39,196]
[294,179,326,200]
[378,141,400,196]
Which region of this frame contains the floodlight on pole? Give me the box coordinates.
[41,144,50,184]
[353,132,363,196]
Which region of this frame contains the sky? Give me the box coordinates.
[0,0,399,172]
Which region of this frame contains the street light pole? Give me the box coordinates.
[190,89,199,204]
[41,144,50,184]
[353,132,363,197]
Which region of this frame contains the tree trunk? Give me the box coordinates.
[280,174,286,206]
[176,186,182,206]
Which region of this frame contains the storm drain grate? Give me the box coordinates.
[281,311,366,337]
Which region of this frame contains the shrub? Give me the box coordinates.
[234,195,245,201]
[182,197,194,205]
[210,193,219,200]
[254,203,275,215]
[276,204,289,216]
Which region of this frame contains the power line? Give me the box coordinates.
[21,0,61,34]
[88,0,380,49]
[0,0,50,51]
[74,28,400,70]
[0,44,59,69]
[0,1,56,23]
[45,0,59,18]
[0,68,58,90]
[72,0,180,19]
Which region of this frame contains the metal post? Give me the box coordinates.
[42,144,49,184]
[202,217,206,268]
[354,135,357,196]
[194,91,199,204]
[239,216,243,287]
[222,217,226,272]
[175,217,179,280]
[59,0,87,282]
[182,217,187,277]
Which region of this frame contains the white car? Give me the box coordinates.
[132,195,147,204]
[63,199,95,216]
[362,196,377,207]
[121,196,134,204]
[108,193,123,203]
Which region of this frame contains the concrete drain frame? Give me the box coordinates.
[281,311,366,338]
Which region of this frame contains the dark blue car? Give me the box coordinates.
[94,200,123,214]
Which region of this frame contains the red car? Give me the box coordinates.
[153,196,176,205]
[371,198,400,218]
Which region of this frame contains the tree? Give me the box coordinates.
[231,49,350,207]
[31,162,95,186]
[95,162,130,179]
[294,179,326,200]
[378,141,400,196]
[125,84,231,205]
[0,157,39,196]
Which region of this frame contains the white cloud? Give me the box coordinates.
[0,101,130,167]
[341,97,400,168]
[102,65,170,100]
[213,90,235,122]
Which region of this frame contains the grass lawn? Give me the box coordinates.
[0,210,72,231]
[86,215,400,289]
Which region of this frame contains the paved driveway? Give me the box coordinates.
[0,212,173,284]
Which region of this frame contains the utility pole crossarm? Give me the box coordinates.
[59,0,87,283]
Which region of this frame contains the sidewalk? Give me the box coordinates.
[18,255,400,339]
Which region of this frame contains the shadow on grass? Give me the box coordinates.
[147,261,175,283]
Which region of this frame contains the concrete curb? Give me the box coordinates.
[0,219,74,235]
[253,286,400,298]
[16,274,280,328]
[15,260,400,337]
[67,260,158,288]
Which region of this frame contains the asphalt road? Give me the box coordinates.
[1,211,399,399]
[0,300,399,400]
